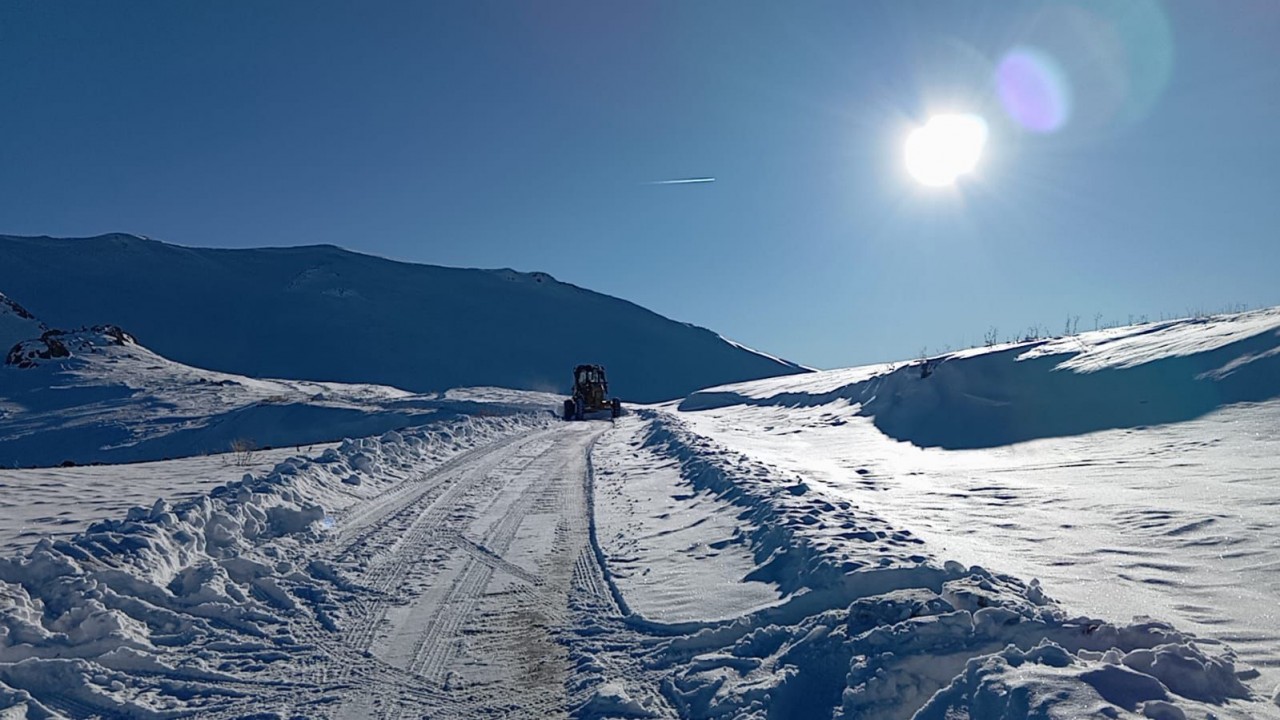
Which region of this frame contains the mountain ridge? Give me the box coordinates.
[0,233,807,402]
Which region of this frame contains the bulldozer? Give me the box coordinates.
[563,364,621,421]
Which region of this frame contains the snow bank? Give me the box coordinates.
[636,411,940,601]
[0,412,550,717]
[681,308,1280,448]
[590,418,789,624]
[577,412,1275,719]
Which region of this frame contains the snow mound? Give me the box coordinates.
[0,412,550,717]
[635,411,941,600]
[681,307,1280,448]
[0,233,806,402]
[5,324,136,368]
[0,292,46,356]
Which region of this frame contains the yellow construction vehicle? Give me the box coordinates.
[563,364,621,420]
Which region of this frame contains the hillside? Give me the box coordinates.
[672,307,1280,694]
[0,234,806,402]
[682,307,1280,447]
[0,310,560,467]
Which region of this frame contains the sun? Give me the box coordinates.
[904,113,988,187]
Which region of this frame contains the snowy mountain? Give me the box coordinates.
[0,233,807,402]
[0,306,560,467]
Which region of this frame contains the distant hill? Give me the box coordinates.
[0,305,561,467]
[0,234,806,402]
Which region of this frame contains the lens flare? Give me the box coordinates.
[994,0,1174,134]
[1100,0,1174,125]
[997,47,1072,133]
[904,113,988,187]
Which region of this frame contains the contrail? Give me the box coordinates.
[646,177,716,185]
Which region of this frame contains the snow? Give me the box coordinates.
[0,410,555,717]
[684,308,1280,450]
[0,447,330,555]
[653,308,1280,715]
[0,233,806,403]
[0,293,45,356]
[2,264,1278,718]
[1019,309,1280,372]
[0,312,559,467]
[2,392,1277,716]
[570,409,1276,719]
[591,418,782,623]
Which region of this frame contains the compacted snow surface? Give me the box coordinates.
[0,309,1278,718]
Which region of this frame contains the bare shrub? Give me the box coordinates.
[230,438,256,467]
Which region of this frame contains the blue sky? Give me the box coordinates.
[2,1,1278,368]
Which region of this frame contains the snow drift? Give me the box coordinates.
[0,233,806,403]
[0,301,561,467]
[570,412,1275,719]
[630,308,1280,717]
[681,308,1280,448]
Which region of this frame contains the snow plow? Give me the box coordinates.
[563,364,621,421]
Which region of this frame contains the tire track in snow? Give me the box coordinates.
[261,428,560,714]
[451,427,606,715]
[450,530,545,586]
[199,422,614,718]
[405,440,570,680]
[320,422,604,717]
[335,431,556,657]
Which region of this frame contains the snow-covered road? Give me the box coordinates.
[187,422,610,718]
[3,407,1277,718]
[0,414,600,717]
